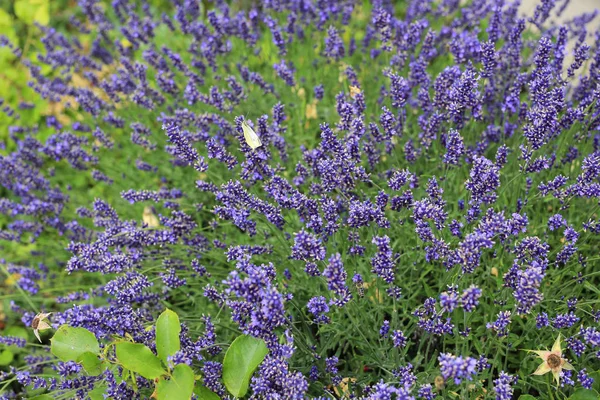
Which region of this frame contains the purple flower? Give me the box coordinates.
[486,311,512,337]
[493,372,517,400]
[392,330,407,348]
[307,296,330,324]
[324,26,345,60]
[460,286,482,312]
[438,353,478,384]
[578,369,594,389]
[273,60,296,86]
[443,129,465,165]
[322,253,351,306]
[548,214,566,231]
[371,236,396,284]
[380,320,390,337]
[291,230,326,261]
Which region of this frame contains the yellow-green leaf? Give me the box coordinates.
[156,364,195,400]
[14,0,50,25]
[0,349,14,366]
[51,325,100,362]
[223,335,268,398]
[88,386,107,400]
[77,352,104,376]
[115,342,166,380]
[194,384,221,400]
[156,309,181,365]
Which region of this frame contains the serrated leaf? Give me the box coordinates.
[0,350,14,366]
[77,351,104,376]
[51,325,100,362]
[156,364,195,400]
[569,389,600,400]
[223,335,268,398]
[115,342,166,380]
[156,309,181,365]
[194,384,221,400]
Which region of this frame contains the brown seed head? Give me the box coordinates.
[547,354,561,369]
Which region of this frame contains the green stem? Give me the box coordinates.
[547,375,555,400]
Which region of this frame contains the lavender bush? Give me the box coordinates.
[1,0,600,398]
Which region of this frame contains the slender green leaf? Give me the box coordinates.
[156,309,181,365]
[156,364,195,400]
[51,325,100,362]
[591,370,600,392]
[77,352,104,376]
[223,335,268,398]
[194,384,221,400]
[115,342,166,380]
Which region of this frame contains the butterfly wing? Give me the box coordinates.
[242,121,262,150]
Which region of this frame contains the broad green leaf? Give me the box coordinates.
[569,389,600,400]
[77,352,104,376]
[156,364,195,400]
[51,325,100,362]
[156,309,181,365]
[518,396,537,400]
[223,335,268,398]
[0,349,14,366]
[115,342,166,380]
[194,384,221,400]
[88,386,107,400]
[28,395,53,400]
[14,0,50,25]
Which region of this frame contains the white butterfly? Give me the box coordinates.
[241,120,262,150]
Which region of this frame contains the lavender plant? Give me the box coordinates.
[1,0,600,398]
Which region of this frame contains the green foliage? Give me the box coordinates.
[0,349,14,366]
[156,308,181,365]
[50,325,100,362]
[194,385,221,400]
[223,335,269,398]
[569,389,600,400]
[13,0,49,26]
[114,342,166,380]
[156,364,195,400]
[87,386,108,400]
[77,352,105,376]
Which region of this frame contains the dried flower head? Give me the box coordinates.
[527,334,574,384]
[31,312,52,343]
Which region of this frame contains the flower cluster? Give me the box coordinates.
[0,0,599,398]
